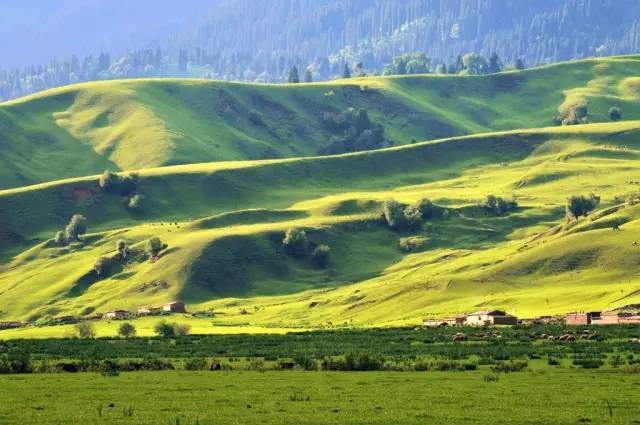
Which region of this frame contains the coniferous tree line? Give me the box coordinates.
[2,0,640,100]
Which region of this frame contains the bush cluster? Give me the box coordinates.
[399,236,427,252]
[282,228,331,268]
[153,321,191,338]
[554,103,588,126]
[320,108,387,154]
[146,237,167,260]
[483,195,518,216]
[383,198,435,231]
[321,354,385,371]
[99,170,138,195]
[54,214,88,246]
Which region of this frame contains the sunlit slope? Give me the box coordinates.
[2,121,640,324]
[2,55,640,189]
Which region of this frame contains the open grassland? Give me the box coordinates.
[0,370,639,425]
[2,56,640,332]
[3,123,640,328]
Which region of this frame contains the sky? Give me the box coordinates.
[0,0,216,68]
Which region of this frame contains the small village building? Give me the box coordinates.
[423,316,466,327]
[618,312,640,324]
[0,321,22,330]
[104,310,129,320]
[163,301,186,313]
[565,312,604,325]
[591,312,620,325]
[464,310,518,326]
[137,306,162,316]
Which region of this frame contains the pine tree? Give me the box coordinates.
[288,66,300,83]
[488,52,501,73]
[304,68,313,83]
[178,49,188,73]
[342,64,351,78]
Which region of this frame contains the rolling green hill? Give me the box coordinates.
[2,55,640,189]
[2,56,640,335]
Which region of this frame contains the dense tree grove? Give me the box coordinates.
[2,0,640,100]
[321,108,387,154]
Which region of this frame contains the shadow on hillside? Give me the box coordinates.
[177,206,564,304]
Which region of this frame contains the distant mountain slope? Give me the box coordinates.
[2,55,640,190]
[4,0,640,100]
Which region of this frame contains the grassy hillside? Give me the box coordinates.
[2,56,640,335]
[1,55,640,190]
[3,119,640,329]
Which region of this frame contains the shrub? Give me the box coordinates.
[484,195,518,215]
[154,322,189,338]
[382,199,407,230]
[483,373,500,382]
[490,360,528,373]
[118,173,138,195]
[321,354,384,371]
[146,237,164,259]
[384,198,438,230]
[65,214,87,241]
[556,103,588,125]
[99,360,120,377]
[283,228,308,257]
[93,256,112,276]
[248,358,265,370]
[184,357,208,371]
[293,355,318,371]
[572,357,603,369]
[127,194,143,211]
[154,321,176,338]
[415,198,435,219]
[118,322,136,338]
[248,110,265,126]
[99,170,138,195]
[310,244,330,268]
[54,231,67,246]
[547,356,561,366]
[75,322,96,339]
[0,351,32,374]
[403,205,423,229]
[565,193,600,220]
[99,170,116,191]
[116,240,129,261]
[399,236,426,252]
[175,323,191,337]
[608,106,622,122]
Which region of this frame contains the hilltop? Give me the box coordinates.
[2,56,640,335]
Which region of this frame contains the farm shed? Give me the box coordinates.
[104,310,129,320]
[465,310,518,326]
[163,301,186,313]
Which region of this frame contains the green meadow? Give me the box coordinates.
[2,55,640,334]
[1,370,639,425]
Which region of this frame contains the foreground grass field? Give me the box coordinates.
[0,370,638,424]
